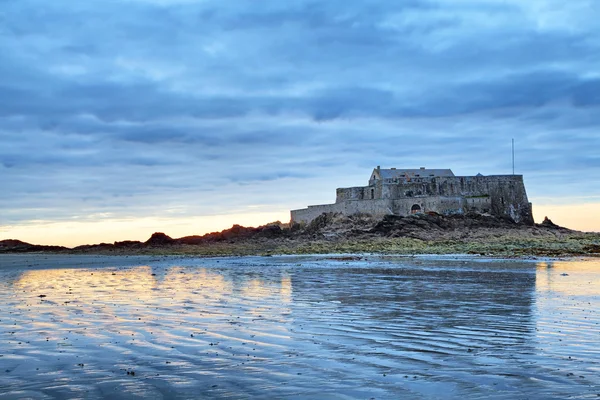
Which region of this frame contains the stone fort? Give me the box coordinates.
[291,166,534,225]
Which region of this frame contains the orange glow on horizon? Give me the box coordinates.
[533,202,600,233]
[0,210,291,248]
[1,202,598,248]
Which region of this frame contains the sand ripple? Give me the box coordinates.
[0,254,599,399]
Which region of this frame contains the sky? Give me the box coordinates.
[1,0,599,247]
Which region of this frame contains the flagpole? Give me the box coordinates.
[512,138,515,175]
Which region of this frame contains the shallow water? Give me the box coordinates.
[0,254,598,399]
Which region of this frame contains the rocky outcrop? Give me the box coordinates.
[145,232,176,246]
[540,216,564,229]
[179,223,284,244]
[3,212,592,257]
[370,213,520,236]
[0,239,69,253]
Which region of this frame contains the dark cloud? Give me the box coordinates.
[1,0,599,227]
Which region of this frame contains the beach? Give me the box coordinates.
[0,254,599,399]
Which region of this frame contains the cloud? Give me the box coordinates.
[0,0,599,236]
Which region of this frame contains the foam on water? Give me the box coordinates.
[0,254,599,399]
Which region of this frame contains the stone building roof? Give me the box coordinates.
[373,168,455,181]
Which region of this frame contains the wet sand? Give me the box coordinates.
[0,254,599,399]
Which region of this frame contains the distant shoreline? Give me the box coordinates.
[0,253,597,273]
[2,213,599,258]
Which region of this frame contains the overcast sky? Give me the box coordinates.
[1,0,599,245]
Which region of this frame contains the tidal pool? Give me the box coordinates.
[0,254,598,399]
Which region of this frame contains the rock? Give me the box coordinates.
[540,216,563,229]
[583,244,600,254]
[258,224,283,238]
[113,240,143,248]
[0,239,68,253]
[145,232,176,246]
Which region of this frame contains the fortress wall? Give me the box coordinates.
[292,174,533,225]
[342,199,393,216]
[433,175,522,196]
[485,176,532,224]
[429,197,465,215]
[390,196,495,216]
[388,196,465,215]
[381,184,394,199]
[336,186,368,202]
[373,182,383,200]
[291,203,344,224]
[414,197,463,215]
[291,199,393,224]
[432,175,532,223]
[383,182,439,198]
[392,198,421,215]
[464,196,493,213]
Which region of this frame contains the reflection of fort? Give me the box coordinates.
[289,261,537,345]
[12,261,536,339]
[12,261,538,334]
[4,258,598,399]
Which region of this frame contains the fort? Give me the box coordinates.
[291,167,534,225]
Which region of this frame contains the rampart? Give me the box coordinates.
[291,169,533,225]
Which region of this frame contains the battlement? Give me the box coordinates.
[291,167,533,225]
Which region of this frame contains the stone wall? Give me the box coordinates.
[443,175,532,223]
[291,175,533,225]
[464,196,492,213]
[336,186,368,202]
[291,199,393,224]
[291,203,345,224]
[485,176,532,224]
[343,199,393,216]
[386,175,531,223]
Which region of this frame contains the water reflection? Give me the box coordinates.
[536,260,600,296]
[534,259,600,381]
[0,256,598,399]
[287,261,539,391]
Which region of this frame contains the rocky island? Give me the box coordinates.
[1,167,598,258]
[1,212,599,258]
[292,166,533,224]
